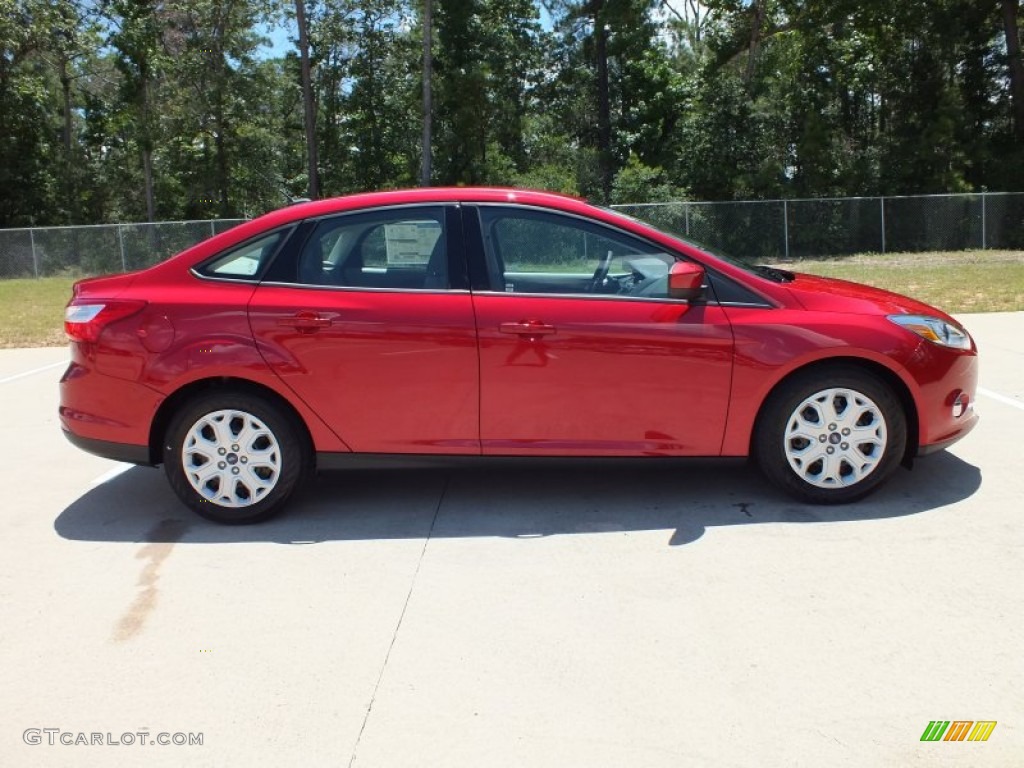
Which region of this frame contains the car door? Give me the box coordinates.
[466,204,735,456]
[248,204,480,454]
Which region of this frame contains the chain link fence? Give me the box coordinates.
[0,219,245,279]
[1,193,1022,279]
[615,192,1024,261]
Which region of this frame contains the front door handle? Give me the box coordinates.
[277,311,333,333]
[499,320,557,338]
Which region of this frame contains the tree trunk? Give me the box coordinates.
[60,56,72,155]
[213,15,231,214]
[59,53,74,219]
[744,0,765,90]
[594,2,612,202]
[1002,0,1024,143]
[142,74,156,222]
[215,107,230,216]
[295,0,320,198]
[142,148,155,222]
[421,0,433,187]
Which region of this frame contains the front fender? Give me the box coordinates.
[719,309,925,456]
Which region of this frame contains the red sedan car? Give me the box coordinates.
[61,188,978,523]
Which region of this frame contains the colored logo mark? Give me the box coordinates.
[920,720,997,742]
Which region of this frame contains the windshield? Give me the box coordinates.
[602,205,794,283]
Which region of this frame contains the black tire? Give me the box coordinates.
[163,391,310,524]
[753,366,907,504]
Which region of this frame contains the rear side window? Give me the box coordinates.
[196,230,288,279]
[293,207,447,290]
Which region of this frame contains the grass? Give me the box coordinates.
[772,250,1024,314]
[0,251,1021,347]
[0,276,77,348]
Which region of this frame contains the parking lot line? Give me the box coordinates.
[88,463,135,487]
[977,386,1024,411]
[0,360,68,385]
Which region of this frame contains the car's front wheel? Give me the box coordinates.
[754,367,907,504]
[163,392,309,524]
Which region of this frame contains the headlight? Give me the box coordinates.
[888,314,972,350]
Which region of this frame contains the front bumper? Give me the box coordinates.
[917,409,978,456]
[903,328,979,457]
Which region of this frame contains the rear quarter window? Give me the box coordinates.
[195,230,290,280]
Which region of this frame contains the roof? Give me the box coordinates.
[274,186,591,222]
[160,187,658,272]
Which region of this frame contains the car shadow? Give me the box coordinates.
[54,452,982,547]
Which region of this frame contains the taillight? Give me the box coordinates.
[64,300,147,342]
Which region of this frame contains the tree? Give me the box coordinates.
[3,0,1024,228]
[294,0,320,198]
[0,0,60,226]
[548,0,683,201]
[162,0,287,217]
[1002,0,1024,144]
[421,0,433,185]
[105,0,167,221]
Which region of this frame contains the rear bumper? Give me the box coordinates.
[62,429,153,465]
[59,357,164,456]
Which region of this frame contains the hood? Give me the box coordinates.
[784,272,956,321]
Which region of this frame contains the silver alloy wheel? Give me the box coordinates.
[181,409,282,507]
[783,387,888,489]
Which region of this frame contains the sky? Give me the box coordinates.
[256,20,293,59]
[254,3,558,60]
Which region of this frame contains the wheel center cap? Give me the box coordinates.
[226,453,239,465]
[828,433,842,445]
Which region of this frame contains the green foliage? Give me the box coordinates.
[430,0,543,184]
[0,0,1022,227]
[611,154,687,204]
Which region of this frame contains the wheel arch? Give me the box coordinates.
[749,357,919,466]
[148,377,316,466]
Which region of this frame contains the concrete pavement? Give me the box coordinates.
[1,313,1021,767]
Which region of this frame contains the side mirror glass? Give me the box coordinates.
[667,261,705,301]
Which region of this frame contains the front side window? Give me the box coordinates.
[295,207,447,290]
[478,207,678,299]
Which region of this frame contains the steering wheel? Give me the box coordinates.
[589,249,614,293]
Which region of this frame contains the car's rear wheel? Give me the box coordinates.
[754,367,907,504]
[163,392,309,524]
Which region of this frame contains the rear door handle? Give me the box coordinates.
[499,320,557,338]
[277,311,333,332]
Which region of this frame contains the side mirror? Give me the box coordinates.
[667,261,705,301]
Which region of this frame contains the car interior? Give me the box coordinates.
[297,217,447,290]
[479,211,677,299]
